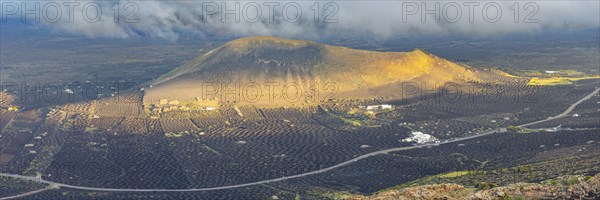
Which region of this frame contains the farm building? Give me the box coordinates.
[359,104,393,111]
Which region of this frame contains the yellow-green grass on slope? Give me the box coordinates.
[382,170,476,192]
[309,190,354,200]
[527,76,600,86]
[439,170,476,178]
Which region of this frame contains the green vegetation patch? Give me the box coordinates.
[439,170,475,178]
[308,190,354,200]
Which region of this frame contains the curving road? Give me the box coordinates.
[519,87,600,127]
[0,187,53,200]
[1,87,598,194]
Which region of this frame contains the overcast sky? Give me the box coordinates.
[2,1,599,40]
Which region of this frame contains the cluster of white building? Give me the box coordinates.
[402,131,439,144]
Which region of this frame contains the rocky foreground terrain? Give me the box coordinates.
[349,174,600,200]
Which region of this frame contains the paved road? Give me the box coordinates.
[1,87,598,193]
[519,87,600,127]
[0,187,53,200]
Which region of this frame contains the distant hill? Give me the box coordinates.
[145,36,483,107]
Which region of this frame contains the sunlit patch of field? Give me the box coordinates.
[527,76,600,86]
[512,69,588,78]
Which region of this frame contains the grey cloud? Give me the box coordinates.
[4,1,599,40]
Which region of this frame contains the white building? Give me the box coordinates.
[203,107,216,111]
[402,131,439,144]
[361,104,393,111]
